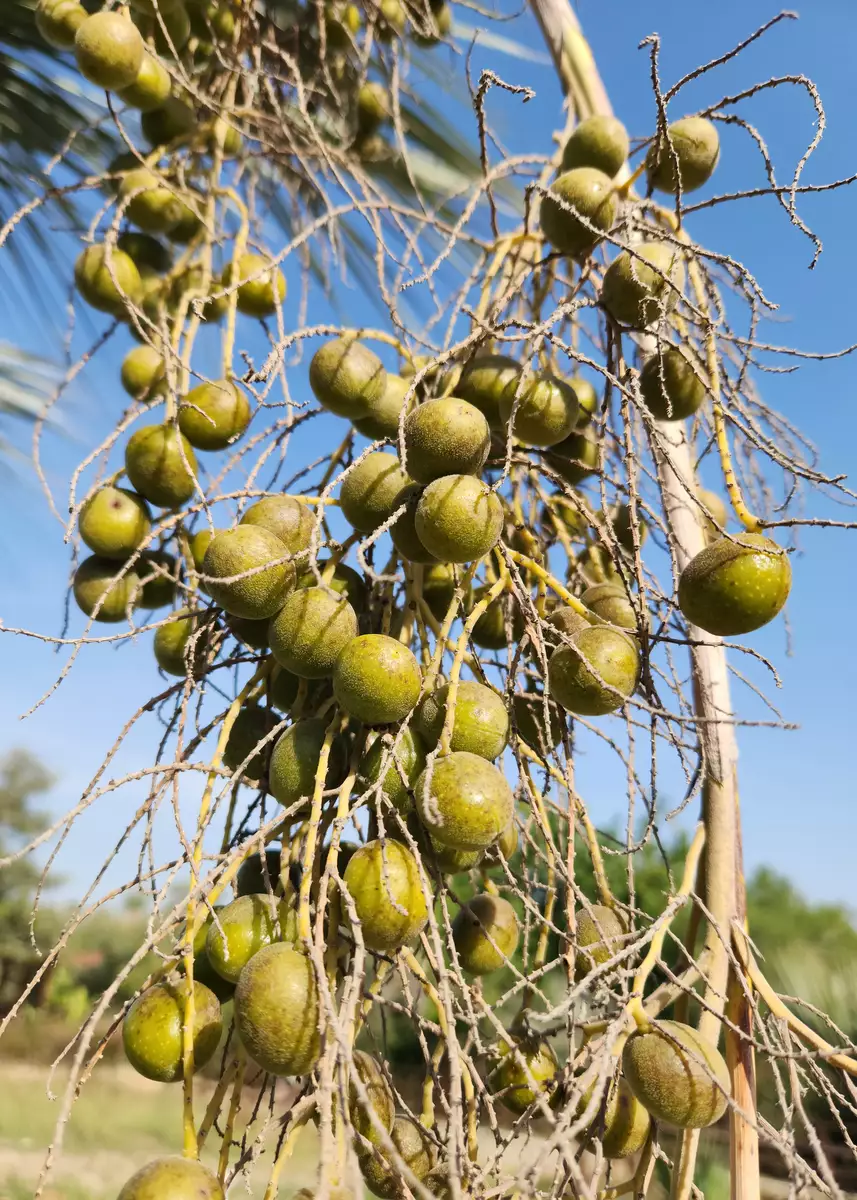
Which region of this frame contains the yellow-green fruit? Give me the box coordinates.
[544,429,600,485]
[74,244,143,315]
[471,590,523,651]
[125,423,198,508]
[234,943,321,1076]
[403,397,490,483]
[561,115,629,178]
[269,718,348,809]
[202,527,295,619]
[179,379,251,451]
[310,338,387,419]
[457,354,521,430]
[622,1020,730,1129]
[138,550,177,607]
[73,556,140,622]
[415,751,512,851]
[79,486,151,559]
[334,634,421,726]
[167,193,203,243]
[268,586,358,678]
[390,485,437,565]
[325,0,360,47]
[227,614,269,650]
[340,451,411,533]
[141,96,196,146]
[357,728,426,814]
[581,1077,651,1158]
[123,979,221,1083]
[512,692,564,758]
[236,849,282,896]
[222,703,277,779]
[575,903,627,977]
[698,488,728,543]
[120,167,183,234]
[343,839,428,953]
[500,373,579,448]
[190,528,215,572]
[570,376,598,427]
[186,909,235,1003]
[118,1156,223,1200]
[602,242,682,329]
[582,583,636,631]
[359,1115,435,1200]
[36,0,87,49]
[549,625,639,716]
[149,2,191,55]
[411,1,451,45]
[353,373,412,440]
[540,167,617,257]
[117,231,172,273]
[415,474,503,563]
[121,345,166,399]
[206,893,290,983]
[376,0,405,39]
[429,841,482,874]
[297,560,368,613]
[678,533,791,636]
[222,253,285,318]
[647,117,720,194]
[415,680,508,761]
[495,819,518,860]
[240,496,314,555]
[452,893,519,975]
[74,11,144,88]
[350,1050,395,1145]
[547,603,590,643]
[205,117,242,157]
[357,81,389,133]
[421,562,460,620]
[639,348,706,421]
[117,52,171,110]
[598,502,647,553]
[154,613,200,676]
[494,1038,558,1114]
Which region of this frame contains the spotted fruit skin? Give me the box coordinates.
[268,718,348,809]
[601,242,681,329]
[499,373,580,448]
[340,451,411,533]
[240,495,314,554]
[622,1020,730,1129]
[357,728,426,814]
[358,1115,436,1200]
[678,533,791,636]
[452,893,519,975]
[79,486,151,559]
[117,1156,224,1200]
[403,397,490,483]
[73,556,140,622]
[540,167,617,258]
[493,1037,559,1114]
[415,474,504,563]
[349,1049,395,1145]
[122,979,222,1083]
[124,424,198,508]
[457,354,521,430]
[343,838,429,953]
[268,586,358,678]
[202,526,295,620]
[334,634,421,726]
[234,943,321,1076]
[549,625,639,716]
[579,1077,651,1159]
[309,337,387,418]
[647,117,720,194]
[205,892,292,983]
[639,347,706,421]
[575,904,628,977]
[561,115,629,178]
[415,751,513,852]
[415,680,509,761]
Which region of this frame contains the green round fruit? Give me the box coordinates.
[141,96,196,146]
[457,354,521,430]
[376,0,405,39]
[390,485,437,565]
[343,838,428,953]
[79,486,151,559]
[570,377,598,427]
[123,979,221,1083]
[471,590,523,650]
[188,910,236,1003]
[325,0,360,46]
[359,1115,435,1200]
[167,193,203,243]
[415,474,504,563]
[647,117,720,194]
[74,243,143,315]
[222,252,286,318]
[429,841,482,874]
[499,373,579,448]
[240,495,314,555]
[452,893,519,976]
[601,242,682,329]
[178,379,251,450]
[117,1156,223,1200]
[269,718,349,810]
[540,167,616,257]
[297,560,368,613]
[36,0,86,49]
[546,604,590,643]
[149,2,191,55]
[561,115,629,178]
[268,586,358,678]
[190,528,215,572]
[549,625,639,716]
[154,613,201,675]
[121,345,166,399]
[421,562,460,620]
[622,1020,730,1129]
[236,849,282,896]
[234,943,321,1076]
[117,52,171,110]
[125,423,198,508]
[74,11,143,88]
[226,614,269,650]
[495,819,518,861]
[73,556,140,622]
[340,451,411,533]
[357,728,426,815]
[415,751,512,851]
[582,583,636,631]
[138,549,177,608]
[639,348,706,421]
[403,398,490,483]
[576,903,628,977]
[698,488,728,543]
[206,893,292,983]
[350,1049,395,1145]
[334,634,421,726]
[512,692,564,758]
[353,373,412,440]
[117,232,172,274]
[544,429,600,485]
[202,526,295,619]
[580,1077,651,1158]
[415,680,508,761]
[357,81,390,132]
[597,502,647,554]
[494,1038,558,1114]
[677,533,790,636]
[310,337,387,419]
[222,703,277,780]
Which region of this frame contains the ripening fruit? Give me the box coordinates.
[202,527,295,619]
[357,728,426,814]
[297,559,368,612]
[376,0,406,39]
[235,849,282,896]
[74,244,143,315]
[121,345,166,400]
[639,347,706,421]
[222,703,277,780]
[353,373,412,440]
[546,603,590,643]
[544,429,600,485]
[120,167,183,234]
[471,591,523,650]
[206,893,292,982]
[350,1050,395,1145]
[123,979,221,1083]
[359,1116,436,1200]
[141,96,197,146]
[415,474,504,563]
[334,634,421,726]
[36,0,86,49]
[268,718,349,809]
[698,488,728,542]
[117,53,171,110]
[268,586,358,678]
[310,338,387,420]
[187,912,235,1004]
[117,1157,223,1200]
[73,556,140,622]
[549,625,639,716]
[138,549,176,609]
[79,486,151,559]
[622,1020,730,1129]
[343,839,428,953]
[601,242,682,329]
[415,680,509,761]
[154,613,200,676]
[390,485,437,565]
[240,496,314,556]
[582,583,636,631]
[580,1077,651,1158]
[227,614,269,650]
[340,451,411,533]
[457,354,521,430]
[494,818,518,861]
[178,379,251,450]
[647,117,720,194]
[124,424,197,509]
[222,253,286,318]
[357,81,390,133]
[499,373,579,447]
[403,397,490,483]
[421,562,460,620]
[570,377,598,427]
[234,943,321,1076]
[452,893,519,975]
[678,533,791,636]
[74,11,144,89]
[512,692,564,758]
[540,168,617,257]
[576,903,628,977]
[429,840,482,874]
[190,528,215,573]
[561,115,629,178]
[494,1038,559,1114]
[415,751,513,851]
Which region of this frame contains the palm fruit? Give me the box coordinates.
[457,354,521,430]
[544,429,600,485]
[357,728,426,814]
[74,11,144,88]
[125,424,197,508]
[376,0,406,39]
[120,167,183,234]
[339,451,411,533]
[415,474,504,563]
[512,692,564,758]
[622,1020,730,1128]
[411,0,451,45]
[154,613,201,676]
[74,244,143,315]
[647,117,720,194]
[240,495,314,555]
[141,96,196,146]
[117,52,171,110]
[118,1156,223,1200]
[227,614,269,650]
[178,379,251,450]
[268,666,301,713]
[678,533,791,636]
[137,550,176,607]
[575,903,628,977]
[206,893,291,982]
[309,338,387,419]
[202,527,295,619]
[597,501,647,553]
[269,718,348,809]
[222,703,277,780]
[549,625,639,716]
[123,979,221,1083]
[36,0,86,49]
[546,603,590,643]
[205,117,242,157]
[334,634,421,725]
[353,373,412,440]
[73,557,140,622]
[570,376,598,427]
[540,167,617,257]
[234,943,321,1076]
[343,839,428,953]
[297,560,368,613]
[415,680,509,761]
[471,590,523,650]
[698,487,728,543]
[357,81,390,134]
[236,849,282,896]
[268,586,358,678]
[402,397,490,483]
[421,562,460,620]
[390,486,437,565]
[583,583,636,631]
[121,345,166,400]
[350,1050,395,1145]
[117,231,172,274]
[601,242,682,329]
[429,840,482,875]
[190,528,215,572]
[222,252,286,318]
[452,893,519,975]
[580,1077,651,1158]
[167,192,203,243]
[561,115,629,178]
[187,909,235,1003]
[359,1115,435,1200]
[79,486,151,559]
[415,751,512,851]
[499,373,579,447]
[494,1037,559,1113]
[639,347,706,421]
[495,818,518,861]
[325,0,360,47]
[149,2,191,55]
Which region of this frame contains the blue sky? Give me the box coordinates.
[1,0,855,912]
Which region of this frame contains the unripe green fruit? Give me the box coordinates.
[118,1156,223,1200]
[186,909,235,1003]
[549,625,639,716]
[121,345,166,399]
[415,474,504,563]
[544,429,600,485]
[359,1115,435,1200]
[206,893,293,982]
[120,167,183,234]
[340,451,411,533]
[334,634,421,725]
[647,117,720,194]
[236,849,282,896]
[602,242,682,329]
[202,526,295,619]
[575,903,628,977]
[411,1,451,45]
[234,943,321,1076]
[547,603,590,642]
[117,232,172,273]
[494,1037,558,1113]
[117,52,171,110]
[74,244,143,315]
[125,423,198,508]
[403,397,490,483]
[495,819,518,861]
[353,373,412,440]
[36,0,86,49]
[268,586,358,678]
[357,81,390,132]
[123,979,221,1082]
[415,680,509,761]
[390,486,437,564]
[698,488,728,543]
[512,692,564,758]
[540,167,617,257]
[421,562,460,620]
[471,590,523,650]
[452,893,519,975]
[580,1077,651,1158]
[139,550,177,607]
[415,751,512,851]
[73,556,140,622]
[167,193,203,243]
[350,1049,395,1145]
[80,486,151,559]
[75,11,144,89]
[622,1020,730,1129]
[357,728,426,814]
[269,718,348,809]
[310,338,387,419]
[141,96,196,146]
[343,838,428,953]
[226,614,269,650]
[325,0,360,47]
[570,376,598,427]
[148,2,191,55]
[240,495,314,555]
[582,583,636,631]
[178,379,251,450]
[222,703,277,779]
[190,528,215,571]
[429,841,482,874]
[499,373,579,448]
[376,0,405,39]
[561,115,629,179]
[222,252,286,318]
[154,613,201,675]
[297,559,368,613]
[457,354,521,430]
[678,533,791,636]
[639,347,706,421]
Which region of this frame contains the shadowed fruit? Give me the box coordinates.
[310,338,387,419]
[639,348,706,421]
[622,1020,730,1129]
[415,474,503,563]
[357,728,426,814]
[452,893,519,975]
[75,244,143,315]
[546,604,590,643]
[544,429,599,485]
[495,819,518,860]
[223,252,285,318]
[222,703,277,780]
[354,373,412,440]
[73,557,140,622]
[561,115,629,178]
[79,486,151,559]
[580,1077,651,1158]
[123,979,221,1082]
[190,529,215,574]
[602,242,682,329]
[457,354,521,430]
[540,167,617,257]
[377,0,405,39]
[359,1116,436,1200]
[188,910,235,1003]
[240,495,314,555]
[154,613,201,675]
[582,583,636,631]
[334,634,421,725]
[390,485,437,564]
[421,562,461,620]
[325,0,360,47]
[357,81,389,133]
[202,526,295,619]
[269,586,358,678]
[471,591,523,650]
[576,904,628,977]
[207,893,294,982]
[269,718,349,809]
[340,451,411,533]
[597,502,647,553]
[226,613,269,649]
[117,232,172,273]
[415,680,508,761]
[499,373,579,447]
[403,397,490,483]
[494,1038,558,1113]
[121,345,166,399]
[125,424,198,507]
[168,193,203,242]
[234,943,321,1075]
[179,379,251,450]
[343,838,428,952]
[117,52,171,110]
[647,117,720,194]
[36,0,86,48]
[350,1050,395,1145]
[429,840,482,874]
[75,11,143,88]
[297,560,368,613]
[138,550,177,608]
[236,849,282,896]
[512,692,564,758]
[415,751,512,851]
[549,625,639,716]
[141,96,196,146]
[570,376,598,427]
[678,533,790,636]
[118,1156,223,1200]
[698,488,728,543]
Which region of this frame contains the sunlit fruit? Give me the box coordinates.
[36,0,86,49]
[350,1049,395,1145]
[222,252,286,318]
[202,526,295,619]
[452,893,519,975]
[415,751,512,851]
[499,373,579,447]
[353,373,412,440]
[677,533,791,635]
[390,485,437,564]
[234,943,321,1076]
[121,345,166,399]
[357,728,426,814]
[74,11,144,89]
[376,0,406,39]
[544,429,599,485]
[79,486,151,559]
[310,337,387,419]
[178,379,251,450]
[268,586,358,678]
[403,397,490,483]
[698,487,728,542]
[240,495,314,555]
[415,474,504,563]
[647,117,720,194]
[269,718,349,810]
[579,1076,651,1158]
[124,423,197,508]
[540,167,617,257]
[343,838,428,952]
[235,848,282,896]
[561,115,629,178]
[117,1157,223,1200]
[415,680,509,761]
[622,1020,730,1129]
[75,243,143,315]
[457,354,521,430]
[575,903,628,977]
[570,376,598,426]
[582,583,636,631]
[340,451,411,533]
[222,703,277,780]
[601,242,682,329]
[357,81,390,133]
[549,625,639,715]
[206,892,292,982]
[334,634,421,726]
[154,612,202,676]
[359,1115,436,1200]
[639,347,706,421]
[494,1037,558,1114]
[141,96,196,146]
[123,979,221,1082]
[117,53,171,110]
[73,556,140,622]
